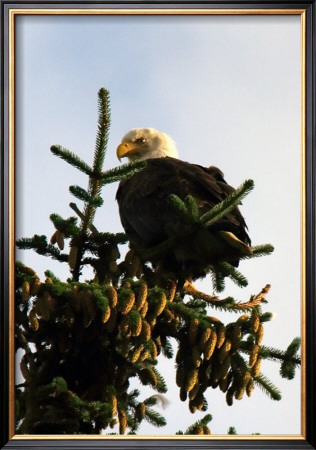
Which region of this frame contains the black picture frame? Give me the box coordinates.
[1,1,315,449]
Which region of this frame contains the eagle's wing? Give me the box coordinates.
[116,157,250,249]
[194,163,250,244]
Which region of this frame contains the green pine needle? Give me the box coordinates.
[255,344,301,366]
[87,231,127,245]
[69,185,103,207]
[151,367,168,394]
[161,338,174,359]
[92,289,109,310]
[93,88,111,173]
[184,195,200,220]
[217,262,249,288]
[51,377,68,392]
[100,160,147,186]
[143,396,158,407]
[143,407,167,428]
[50,145,93,176]
[49,214,78,235]
[259,312,274,323]
[44,270,60,283]
[254,374,282,401]
[211,270,226,293]
[246,244,275,258]
[127,389,141,403]
[280,361,296,380]
[168,194,198,224]
[201,179,254,227]
[176,413,212,435]
[286,337,301,355]
[16,235,68,262]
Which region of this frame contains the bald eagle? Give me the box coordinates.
[116,128,252,282]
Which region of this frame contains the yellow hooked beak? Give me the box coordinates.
[116,142,139,161]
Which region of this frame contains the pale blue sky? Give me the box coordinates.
[15,12,302,435]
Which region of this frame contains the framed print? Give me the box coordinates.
[1,1,315,449]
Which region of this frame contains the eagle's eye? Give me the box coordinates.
[136,137,146,144]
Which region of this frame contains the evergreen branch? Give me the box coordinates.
[69,203,100,235]
[231,350,249,370]
[184,281,219,303]
[49,214,79,236]
[253,373,282,401]
[184,195,200,221]
[69,202,85,220]
[151,367,168,393]
[44,270,61,283]
[69,201,84,219]
[50,145,93,176]
[92,231,127,245]
[168,300,201,322]
[279,338,301,378]
[82,233,127,254]
[234,284,271,310]
[143,396,158,407]
[81,256,99,266]
[184,298,208,315]
[201,179,254,227]
[183,282,271,314]
[161,337,174,359]
[211,270,226,293]
[127,389,141,403]
[176,413,212,435]
[100,160,147,186]
[258,346,287,362]
[259,312,274,323]
[239,341,301,366]
[93,88,111,173]
[16,235,68,262]
[80,89,110,234]
[243,244,275,259]
[267,346,301,366]
[69,185,103,207]
[280,361,296,380]
[286,337,301,356]
[217,262,249,288]
[143,407,167,428]
[168,194,198,224]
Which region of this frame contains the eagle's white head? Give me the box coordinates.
[116,128,178,162]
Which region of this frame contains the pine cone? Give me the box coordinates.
[216,324,226,348]
[189,318,199,345]
[21,281,31,303]
[135,283,148,310]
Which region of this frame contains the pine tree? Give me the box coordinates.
[15,88,300,435]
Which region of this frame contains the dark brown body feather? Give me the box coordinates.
[116,157,250,280]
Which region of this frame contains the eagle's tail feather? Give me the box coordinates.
[218,231,253,255]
